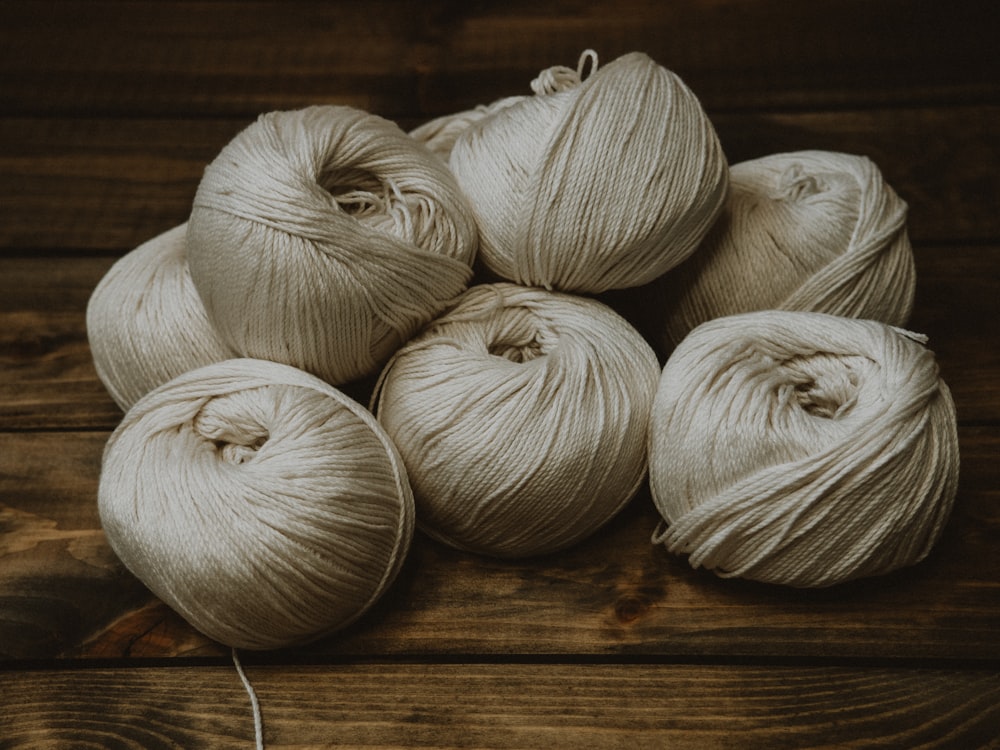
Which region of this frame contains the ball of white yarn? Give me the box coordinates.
[187,104,478,385]
[410,96,523,162]
[648,310,959,588]
[98,358,415,650]
[448,51,728,293]
[655,150,917,347]
[86,223,235,411]
[374,282,661,558]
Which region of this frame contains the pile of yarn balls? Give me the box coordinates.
[88,49,959,650]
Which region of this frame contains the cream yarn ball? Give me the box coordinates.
[98,358,415,650]
[410,95,523,162]
[655,150,917,347]
[374,282,661,558]
[647,310,959,588]
[187,104,478,385]
[447,51,728,293]
[86,223,235,411]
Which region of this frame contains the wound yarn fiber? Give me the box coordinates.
[410,95,523,162]
[187,105,478,386]
[447,51,728,293]
[374,283,661,558]
[654,150,916,348]
[407,52,597,162]
[98,358,415,650]
[647,310,959,588]
[86,223,236,411]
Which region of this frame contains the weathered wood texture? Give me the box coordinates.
[1,1,995,119]
[1,0,998,745]
[2,663,999,749]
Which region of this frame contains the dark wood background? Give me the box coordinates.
[1,1,998,747]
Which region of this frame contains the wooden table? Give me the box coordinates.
[2,2,998,747]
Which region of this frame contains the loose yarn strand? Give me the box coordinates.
[529,49,599,95]
[232,648,265,750]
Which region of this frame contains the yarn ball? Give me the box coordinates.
[374,282,661,558]
[86,223,235,411]
[410,96,523,162]
[654,150,917,348]
[447,50,728,293]
[98,358,415,650]
[647,310,959,588]
[186,104,478,386]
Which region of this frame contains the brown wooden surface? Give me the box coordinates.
[3,663,1000,748]
[1,1,998,747]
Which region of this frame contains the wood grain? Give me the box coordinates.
[2,428,997,661]
[1,662,998,749]
[0,256,120,431]
[1,1,994,119]
[1,108,997,252]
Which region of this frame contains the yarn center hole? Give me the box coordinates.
[488,335,545,363]
[213,433,269,465]
[484,308,555,363]
[319,164,420,240]
[774,164,824,201]
[320,165,392,217]
[193,391,272,465]
[783,353,871,419]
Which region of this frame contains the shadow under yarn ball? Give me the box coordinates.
[647,310,959,588]
[98,358,415,650]
[441,50,728,294]
[652,150,916,351]
[186,104,478,386]
[373,282,661,559]
[86,222,236,412]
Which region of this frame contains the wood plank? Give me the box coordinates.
[1,108,996,254]
[2,428,997,661]
[0,256,122,431]
[3,242,996,431]
[907,246,1000,425]
[0,118,235,253]
[1,662,998,748]
[0,1,993,119]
